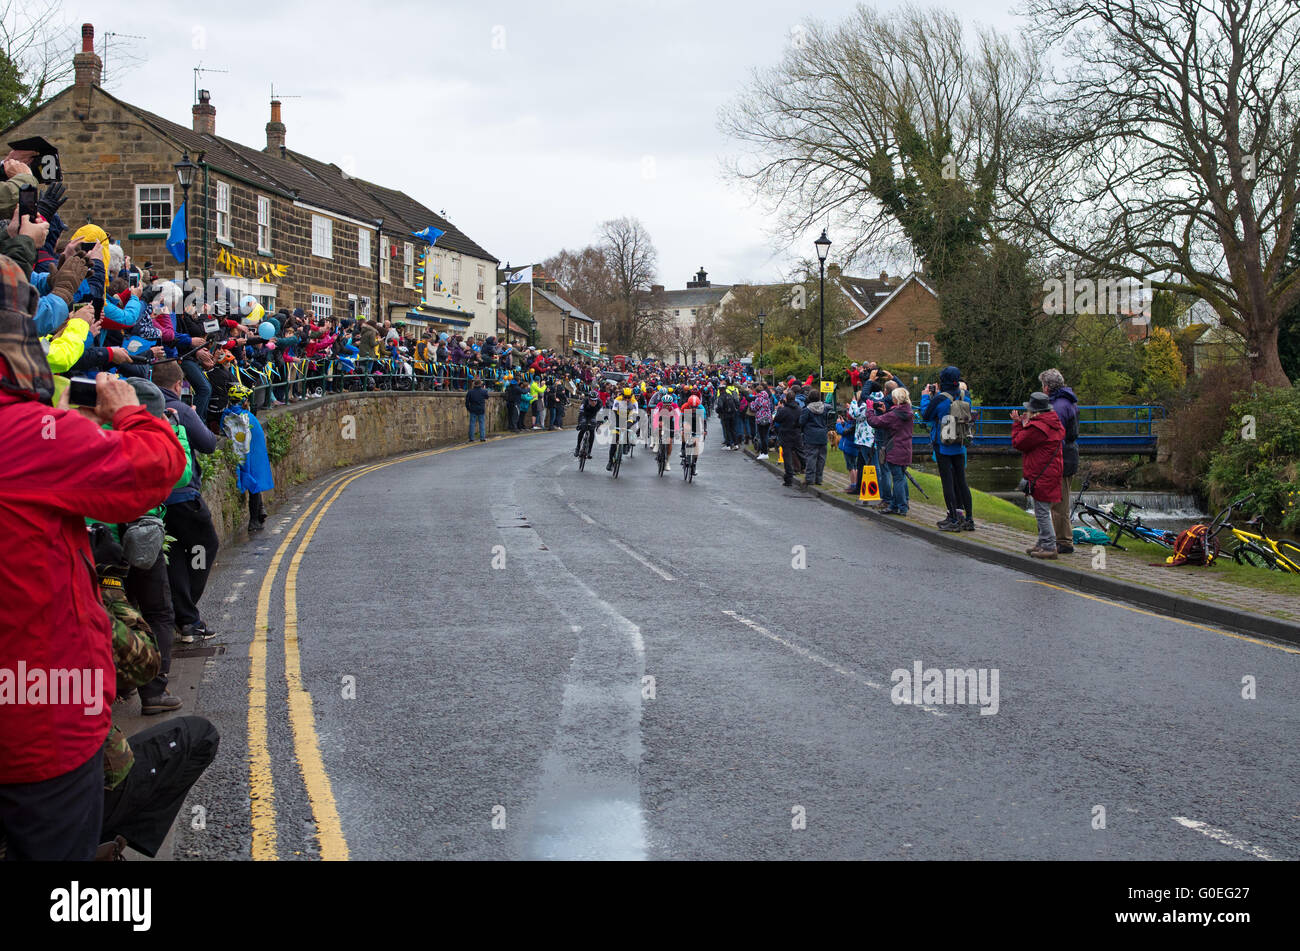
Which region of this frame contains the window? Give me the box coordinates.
[403,243,414,288]
[310,293,333,319]
[135,185,173,233]
[358,228,370,268]
[380,235,390,283]
[358,295,371,318]
[432,252,444,291]
[216,182,231,243]
[257,196,271,253]
[451,255,460,297]
[312,215,333,259]
[916,341,932,365]
[477,264,486,302]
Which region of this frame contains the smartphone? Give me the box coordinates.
[79,240,97,254]
[129,272,141,288]
[17,185,38,222]
[68,378,97,407]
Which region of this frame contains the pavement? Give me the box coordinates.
[747,448,1300,642]
[143,427,1299,860]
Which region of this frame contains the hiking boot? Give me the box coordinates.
[1057,542,1075,554]
[961,519,976,532]
[1029,547,1058,560]
[140,691,183,715]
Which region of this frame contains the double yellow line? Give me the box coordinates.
[248,435,526,860]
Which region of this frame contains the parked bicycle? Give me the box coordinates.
[1207,493,1300,572]
[1069,474,1176,551]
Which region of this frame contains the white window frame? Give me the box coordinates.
[312,215,333,259]
[477,263,486,302]
[310,293,333,320]
[135,184,173,235]
[451,255,461,297]
[403,242,415,288]
[358,228,371,268]
[358,295,371,318]
[380,235,391,283]
[256,196,271,253]
[215,181,231,244]
[916,341,931,366]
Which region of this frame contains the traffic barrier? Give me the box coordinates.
[859,465,880,502]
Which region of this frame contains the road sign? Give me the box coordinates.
[820,380,835,394]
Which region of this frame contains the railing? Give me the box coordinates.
[209,356,573,412]
[906,404,1165,450]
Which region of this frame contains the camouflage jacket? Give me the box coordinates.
[100,578,160,789]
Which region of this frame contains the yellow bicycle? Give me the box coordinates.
[1207,493,1300,572]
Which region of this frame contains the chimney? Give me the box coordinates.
[73,24,102,87]
[192,89,215,136]
[651,284,665,295]
[827,263,841,280]
[265,99,286,152]
[879,269,888,282]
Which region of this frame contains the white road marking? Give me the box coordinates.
[609,539,674,581]
[721,610,946,715]
[567,503,596,525]
[1173,817,1283,861]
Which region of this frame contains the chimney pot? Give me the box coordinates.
[73,24,103,87]
[192,89,216,135]
[265,98,287,152]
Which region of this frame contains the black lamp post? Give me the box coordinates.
[173,152,197,290]
[561,309,569,354]
[757,309,766,381]
[814,228,832,399]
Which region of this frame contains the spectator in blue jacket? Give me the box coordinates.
[920,365,973,532]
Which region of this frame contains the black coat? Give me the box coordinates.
[773,404,802,445]
[465,386,489,415]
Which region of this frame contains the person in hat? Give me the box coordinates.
[1011,391,1066,558]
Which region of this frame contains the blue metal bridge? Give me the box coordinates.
[908,405,1164,455]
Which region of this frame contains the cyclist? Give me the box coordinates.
[679,388,705,469]
[607,386,639,471]
[574,390,603,458]
[649,385,681,471]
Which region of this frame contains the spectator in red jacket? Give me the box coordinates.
[0,254,186,859]
[1011,391,1066,559]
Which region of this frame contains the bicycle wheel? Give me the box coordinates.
[1233,544,1276,570]
[657,445,666,477]
[612,445,621,479]
[1273,540,1300,573]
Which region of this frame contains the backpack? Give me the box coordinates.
[938,395,973,447]
[1162,524,1220,567]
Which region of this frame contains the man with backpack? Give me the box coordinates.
[1041,368,1080,554]
[717,384,739,449]
[920,366,974,532]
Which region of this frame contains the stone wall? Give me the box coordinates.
[201,391,506,545]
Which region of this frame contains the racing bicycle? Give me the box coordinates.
[1207,493,1300,572]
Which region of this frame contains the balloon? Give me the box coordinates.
[258,321,275,340]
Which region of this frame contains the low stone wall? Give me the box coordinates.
[201,391,507,546]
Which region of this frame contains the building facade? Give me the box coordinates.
[4,24,498,336]
[838,270,942,367]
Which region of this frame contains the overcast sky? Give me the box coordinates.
[65,0,1021,288]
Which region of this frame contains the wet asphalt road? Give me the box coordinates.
[176,430,1300,860]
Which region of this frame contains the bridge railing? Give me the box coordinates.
[906,404,1165,448]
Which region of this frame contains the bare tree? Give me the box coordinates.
[720,4,1040,272]
[1012,0,1300,385]
[600,216,663,354]
[542,245,617,325]
[0,0,74,120]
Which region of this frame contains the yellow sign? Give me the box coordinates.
[859,465,881,502]
[217,247,290,283]
[820,380,835,393]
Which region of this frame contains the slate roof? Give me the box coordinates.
[99,88,495,261]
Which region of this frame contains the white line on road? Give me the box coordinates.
[721,610,946,715]
[609,539,674,581]
[567,503,596,525]
[1173,817,1283,861]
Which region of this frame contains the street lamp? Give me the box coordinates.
[757,309,766,381]
[561,309,569,354]
[814,228,832,399]
[173,152,198,290]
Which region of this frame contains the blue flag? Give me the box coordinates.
[412,225,444,246]
[166,202,187,263]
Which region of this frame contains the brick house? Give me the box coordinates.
[837,269,942,367]
[529,281,600,356]
[3,24,498,336]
